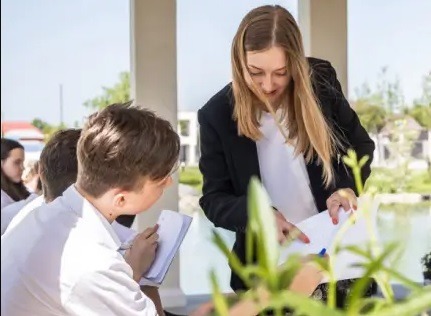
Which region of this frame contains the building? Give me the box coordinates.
[1,121,45,163]
[178,112,199,166]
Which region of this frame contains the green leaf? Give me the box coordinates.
[276,254,302,289]
[247,177,279,283]
[370,287,431,316]
[346,243,399,310]
[210,270,229,316]
[359,155,370,168]
[343,156,355,167]
[271,290,345,316]
[212,230,249,285]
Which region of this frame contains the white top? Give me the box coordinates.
[1,185,157,316]
[1,193,40,234]
[256,111,318,224]
[1,189,15,209]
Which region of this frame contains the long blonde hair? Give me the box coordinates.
[231,5,338,187]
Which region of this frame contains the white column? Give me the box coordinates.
[130,0,186,308]
[298,0,349,96]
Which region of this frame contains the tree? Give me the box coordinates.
[407,72,431,129]
[353,82,388,133]
[31,118,67,141]
[375,67,406,113]
[353,67,408,132]
[405,104,431,129]
[84,72,130,109]
[353,100,387,133]
[32,118,51,132]
[415,72,431,106]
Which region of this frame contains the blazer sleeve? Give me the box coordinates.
[324,62,375,193]
[198,109,248,233]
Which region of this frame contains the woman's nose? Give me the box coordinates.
[260,75,274,93]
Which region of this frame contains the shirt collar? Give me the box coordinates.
[61,185,122,250]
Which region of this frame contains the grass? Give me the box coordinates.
[179,166,431,195]
[179,166,203,191]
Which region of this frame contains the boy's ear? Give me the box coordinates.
[113,191,126,208]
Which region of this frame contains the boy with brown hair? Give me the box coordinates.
[2,102,180,315]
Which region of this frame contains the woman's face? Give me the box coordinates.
[245,46,290,105]
[1,148,25,183]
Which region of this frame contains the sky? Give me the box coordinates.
[1,0,430,126]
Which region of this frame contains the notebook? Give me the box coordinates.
[278,197,381,282]
[112,210,193,285]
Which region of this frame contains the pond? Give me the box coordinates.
[180,202,431,295]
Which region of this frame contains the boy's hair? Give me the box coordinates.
[39,129,82,201]
[76,102,180,197]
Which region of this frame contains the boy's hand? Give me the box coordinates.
[124,224,159,282]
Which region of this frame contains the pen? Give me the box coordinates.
[119,242,133,251]
[318,248,326,257]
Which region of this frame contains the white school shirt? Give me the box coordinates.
[256,111,318,224]
[1,196,157,287]
[1,193,40,234]
[1,189,15,209]
[1,185,157,316]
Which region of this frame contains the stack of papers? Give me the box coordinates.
[113,210,192,285]
[279,199,380,282]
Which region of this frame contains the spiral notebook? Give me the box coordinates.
[113,210,193,285]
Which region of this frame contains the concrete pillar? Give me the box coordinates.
[130,0,186,308]
[298,0,348,96]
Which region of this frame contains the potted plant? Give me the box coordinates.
[422,252,431,286]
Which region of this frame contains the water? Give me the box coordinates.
[180,203,431,295]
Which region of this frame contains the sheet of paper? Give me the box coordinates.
[279,198,380,282]
[144,210,193,284]
[112,210,193,285]
[112,220,137,246]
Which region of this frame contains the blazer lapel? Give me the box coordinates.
[228,132,261,193]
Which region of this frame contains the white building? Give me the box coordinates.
[178,111,199,166]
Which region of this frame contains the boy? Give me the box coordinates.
[1,129,81,234]
[1,102,180,315]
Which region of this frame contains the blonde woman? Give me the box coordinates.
[198,5,375,304]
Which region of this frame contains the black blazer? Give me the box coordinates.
[197,57,375,291]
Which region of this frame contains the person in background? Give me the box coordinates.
[23,160,42,195]
[1,138,31,209]
[198,5,376,304]
[1,130,82,235]
[2,103,180,315]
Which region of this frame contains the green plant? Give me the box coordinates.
[209,150,431,315]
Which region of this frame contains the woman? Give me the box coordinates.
[198,5,375,304]
[1,138,30,209]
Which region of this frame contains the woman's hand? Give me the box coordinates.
[326,188,357,225]
[274,210,310,245]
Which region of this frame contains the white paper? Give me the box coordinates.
[112,220,137,246]
[144,210,192,283]
[112,211,192,285]
[279,198,380,282]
